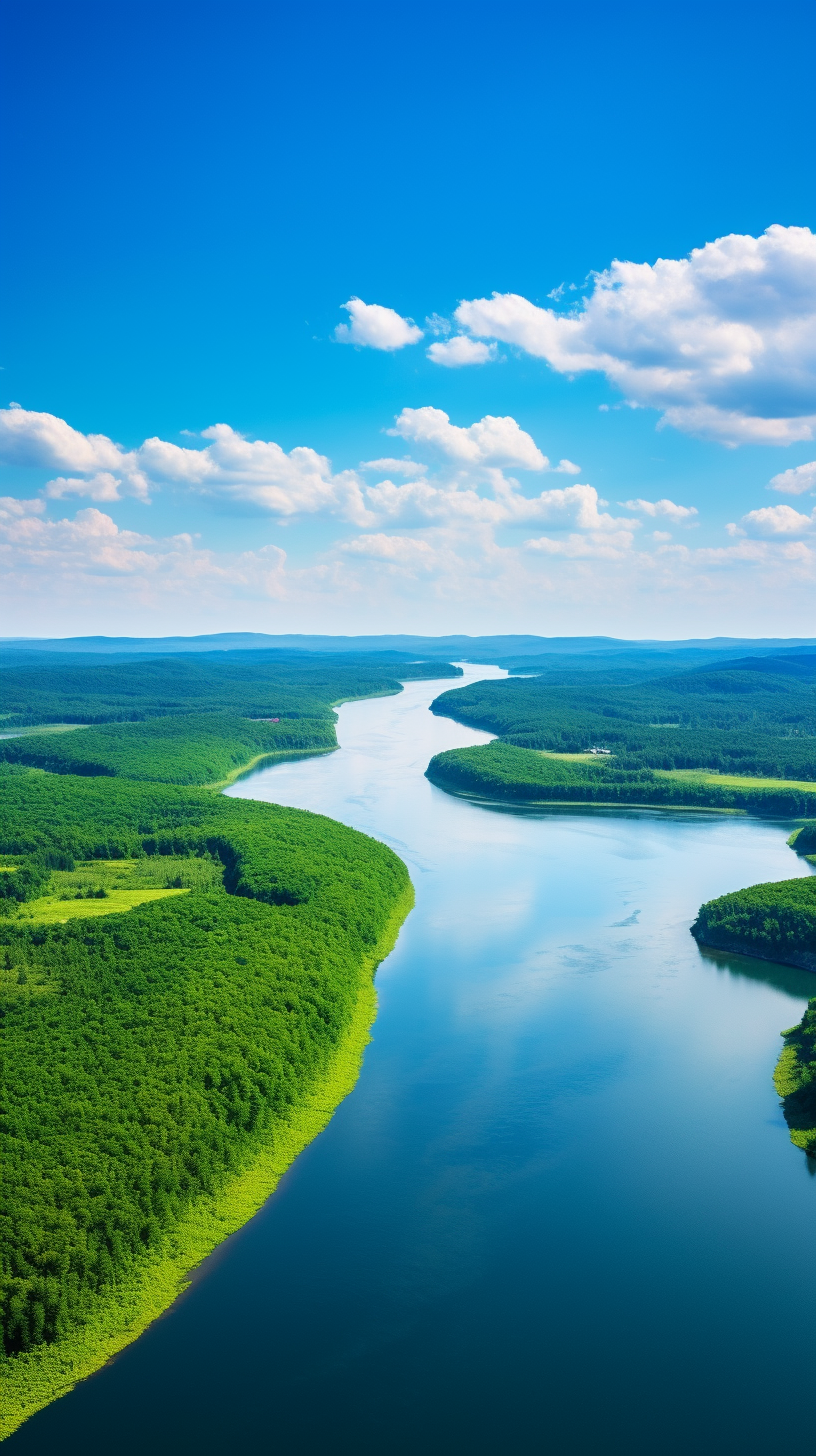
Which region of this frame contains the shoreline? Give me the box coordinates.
[0,879,414,1442]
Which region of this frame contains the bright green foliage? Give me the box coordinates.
[773,1002,816,1156]
[690,877,816,966]
[0,713,336,784]
[430,657,816,778]
[426,741,816,815]
[0,768,410,1358]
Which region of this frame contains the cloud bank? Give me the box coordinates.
[450,226,816,446]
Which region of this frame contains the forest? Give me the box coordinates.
[0,650,442,1434]
[426,652,816,810]
[430,653,816,777]
[0,649,461,728]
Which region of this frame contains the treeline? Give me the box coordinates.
[1,765,412,1358]
[425,742,816,816]
[430,657,816,778]
[690,876,816,971]
[0,650,461,728]
[0,714,337,785]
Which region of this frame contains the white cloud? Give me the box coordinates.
[768,460,816,495]
[738,503,815,536]
[44,472,126,502]
[653,530,672,542]
[0,495,46,520]
[389,406,547,470]
[0,408,370,524]
[0,504,155,575]
[453,226,816,445]
[362,475,635,534]
[554,458,580,474]
[525,528,636,559]
[621,497,698,522]
[426,336,497,367]
[359,456,427,475]
[338,532,445,572]
[334,297,423,350]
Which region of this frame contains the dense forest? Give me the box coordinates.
[431,653,816,777]
[0,649,439,1433]
[1,772,411,1360]
[0,649,460,728]
[690,875,816,971]
[426,653,816,811]
[425,740,816,814]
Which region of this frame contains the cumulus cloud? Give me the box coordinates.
[334,297,423,350]
[453,225,816,445]
[768,460,816,495]
[0,406,151,500]
[0,408,370,524]
[0,503,155,575]
[362,475,635,534]
[44,472,126,502]
[554,458,580,474]
[620,497,698,522]
[736,503,815,536]
[426,336,497,367]
[389,406,547,470]
[359,456,427,475]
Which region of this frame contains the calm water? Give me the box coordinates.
[12,667,816,1455]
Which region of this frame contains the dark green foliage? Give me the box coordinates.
[0,768,410,1357]
[690,877,816,966]
[789,822,816,856]
[0,714,336,784]
[0,651,460,729]
[431,663,816,778]
[426,741,816,815]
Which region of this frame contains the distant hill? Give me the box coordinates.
[2,632,815,662]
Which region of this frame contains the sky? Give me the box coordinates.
[2,0,815,640]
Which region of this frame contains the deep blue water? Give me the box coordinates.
[11,667,816,1455]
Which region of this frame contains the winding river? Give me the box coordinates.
[11,666,816,1455]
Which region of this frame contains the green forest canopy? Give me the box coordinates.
[429,653,816,780]
[1,649,443,1376]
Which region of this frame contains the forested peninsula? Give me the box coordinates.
[426,652,816,813]
[0,648,458,1437]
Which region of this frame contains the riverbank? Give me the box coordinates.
[0,878,413,1441]
[690,876,816,975]
[425,742,816,815]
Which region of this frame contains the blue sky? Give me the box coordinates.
[2,0,815,638]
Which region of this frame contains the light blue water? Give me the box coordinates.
[12,666,815,1455]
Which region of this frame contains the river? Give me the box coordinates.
[11,665,816,1455]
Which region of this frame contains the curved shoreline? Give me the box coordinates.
[0,880,414,1441]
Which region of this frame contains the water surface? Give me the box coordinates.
[12,667,815,1455]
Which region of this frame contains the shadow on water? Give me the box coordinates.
[694,942,816,1001]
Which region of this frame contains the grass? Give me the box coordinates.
[655,768,816,792]
[0,879,414,1442]
[14,887,190,925]
[5,857,223,925]
[204,745,335,791]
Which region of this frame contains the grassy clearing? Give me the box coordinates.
[536,750,605,763]
[15,887,189,925]
[0,880,413,1441]
[655,768,816,792]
